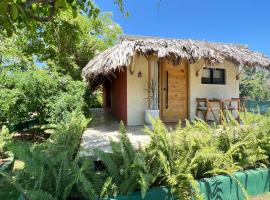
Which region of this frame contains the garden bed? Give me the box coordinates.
[102,168,270,200]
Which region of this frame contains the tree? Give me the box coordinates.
[0,0,126,36]
[240,67,270,100]
[0,10,122,79]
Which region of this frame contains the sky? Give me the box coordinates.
[96,0,270,56]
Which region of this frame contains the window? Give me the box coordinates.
[201,68,225,84]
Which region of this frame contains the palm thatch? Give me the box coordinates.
[82,35,270,81]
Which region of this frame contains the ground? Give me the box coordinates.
[80,108,151,157]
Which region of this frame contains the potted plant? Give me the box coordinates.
[145,79,160,125]
[0,126,14,172]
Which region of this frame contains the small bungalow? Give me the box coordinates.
[82,35,270,126]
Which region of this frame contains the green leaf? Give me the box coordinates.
[0,0,9,13]
[11,3,18,20]
[72,7,77,18]
[54,0,66,9]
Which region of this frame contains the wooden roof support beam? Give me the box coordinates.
[235,65,244,80]
[195,62,206,76]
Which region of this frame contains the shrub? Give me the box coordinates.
[0,69,89,127]
[0,70,59,125]
[46,80,87,124]
[84,86,103,109]
[3,112,96,200]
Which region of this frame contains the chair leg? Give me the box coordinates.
[219,110,222,124]
[237,112,240,123]
[205,110,209,123]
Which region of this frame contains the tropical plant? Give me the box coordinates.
[1,112,97,200]
[95,121,157,198]
[142,114,270,200]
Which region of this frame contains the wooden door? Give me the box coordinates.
[160,59,188,122]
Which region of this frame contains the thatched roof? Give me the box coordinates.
[82,35,270,81]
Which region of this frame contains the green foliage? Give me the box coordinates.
[24,11,122,80]
[0,10,122,80]
[0,69,59,124]
[4,112,94,200]
[0,0,125,37]
[240,67,270,100]
[95,121,156,198]
[85,88,103,108]
[0,69,87,126]
[46,79,87,123]
[0,126,11,155]
[0,9,122,127]
[3,113,270,200]
[93,114,270,200]
[143,115,270,200]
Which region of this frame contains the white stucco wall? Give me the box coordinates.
[188,59,240,120]
[127,55,149,125]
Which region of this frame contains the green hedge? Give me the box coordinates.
[103,168,270,200]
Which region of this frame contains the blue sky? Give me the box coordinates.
[96,0,270,56]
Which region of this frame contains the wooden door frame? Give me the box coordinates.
[159,58,189,122]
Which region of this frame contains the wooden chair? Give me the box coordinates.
[196,98,222,124]
[222,98,240,123]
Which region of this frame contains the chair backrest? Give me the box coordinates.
[231,98,241,110]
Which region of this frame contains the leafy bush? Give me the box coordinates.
[46,79,87,124]
[0,69,88,126]
[0,70,59,125]
[85,87,103,108]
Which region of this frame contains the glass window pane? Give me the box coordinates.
[213,69,222,78]
[201,68,211,84]
[202,68,211,78]
[213,69,225,84]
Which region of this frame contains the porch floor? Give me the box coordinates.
[80,108,149,157]
[80,108,179,157]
